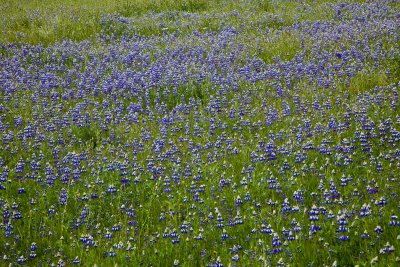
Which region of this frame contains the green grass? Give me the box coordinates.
[256,31,302,64]
[0,0,216,45]
[0,0,356,46]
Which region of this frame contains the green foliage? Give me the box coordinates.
[0,0,338,46]
[71,126,99,150]
[0,0,220,45]
[256,31,302,64]
[338,70,390,95]
[384,49,400,83]
[116,0,212,16]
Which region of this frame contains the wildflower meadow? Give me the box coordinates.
[0,0,400,266]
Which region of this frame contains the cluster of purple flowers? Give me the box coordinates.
[0,0,399,265]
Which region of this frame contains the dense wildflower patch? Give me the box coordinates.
[0,1,400,266]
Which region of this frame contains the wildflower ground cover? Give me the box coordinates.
[1,0,400,266]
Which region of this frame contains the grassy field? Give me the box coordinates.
[0,0,348,45]
[0,0,400,266]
